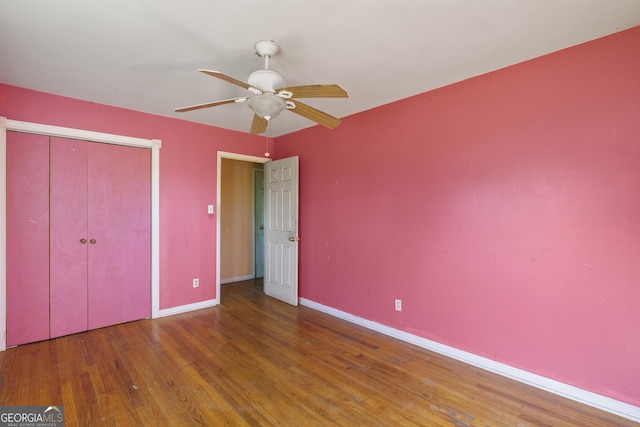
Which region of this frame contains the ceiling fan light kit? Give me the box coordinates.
[175,40,348,134]
[247,93,285,120]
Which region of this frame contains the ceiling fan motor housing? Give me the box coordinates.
[248,69,285,93]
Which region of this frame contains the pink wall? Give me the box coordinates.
[1,84,265,309]
[276,26,640,406]
[3,25,639,407]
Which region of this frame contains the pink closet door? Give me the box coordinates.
[50,137,89,338]
[6,132,50,346]
[87,142,151,329]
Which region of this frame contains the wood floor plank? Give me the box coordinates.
[0,279,636,426]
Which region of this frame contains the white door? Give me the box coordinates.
[264,156,299,305]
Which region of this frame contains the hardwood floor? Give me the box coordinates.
[0,279,635,426]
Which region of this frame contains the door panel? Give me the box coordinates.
[264,156,299,306]
[87,142,151,329]
[50,137,89,338]
[6,132,51,346]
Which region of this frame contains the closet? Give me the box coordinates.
[6,132,151,346]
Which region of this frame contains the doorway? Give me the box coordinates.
[254,168,265,279]
[217,152,269,303]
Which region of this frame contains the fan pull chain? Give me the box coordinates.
[265,119,272,157]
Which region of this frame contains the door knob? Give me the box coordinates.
[80,238,87,244]
[288,236,299,242]
[90,239,97,244]
[259,225,264,230]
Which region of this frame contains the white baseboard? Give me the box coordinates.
[299,298,640,423]
[156,298,218,318]
[220,274,255,285]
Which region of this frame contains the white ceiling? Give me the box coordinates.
[1,1,639,137]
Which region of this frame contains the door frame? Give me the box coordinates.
[216,151,269,303]
[0,117,161,351]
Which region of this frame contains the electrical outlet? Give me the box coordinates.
[395,299,402,311]
[193,278,199,288]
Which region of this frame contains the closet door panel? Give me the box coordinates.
[6,133,50,346]
[87,142,151,329]
[50,137,89,338]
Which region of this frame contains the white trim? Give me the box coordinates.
[1,118,161,352]
[156,299,217,318]
[299,298,640,424]
[150,139,161,319]
[6,120,154,148]
[216,151,269,305]
[220,274,255,285]
[0,118,7,352]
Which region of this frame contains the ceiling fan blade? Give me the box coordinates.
[250,114,268,134]
[289,100,342,129]
[174,97,246,113]
[198,69,252,90]
[278,84,348,98]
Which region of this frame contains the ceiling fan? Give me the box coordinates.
[175,40,348,134]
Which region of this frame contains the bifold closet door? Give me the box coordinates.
[87,142,151,329]
[8,135,151,344]
[50,138,89,338]
[6,132,51,346]
[49,137,151,337]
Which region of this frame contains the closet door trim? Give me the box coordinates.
[0,117,161,351]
